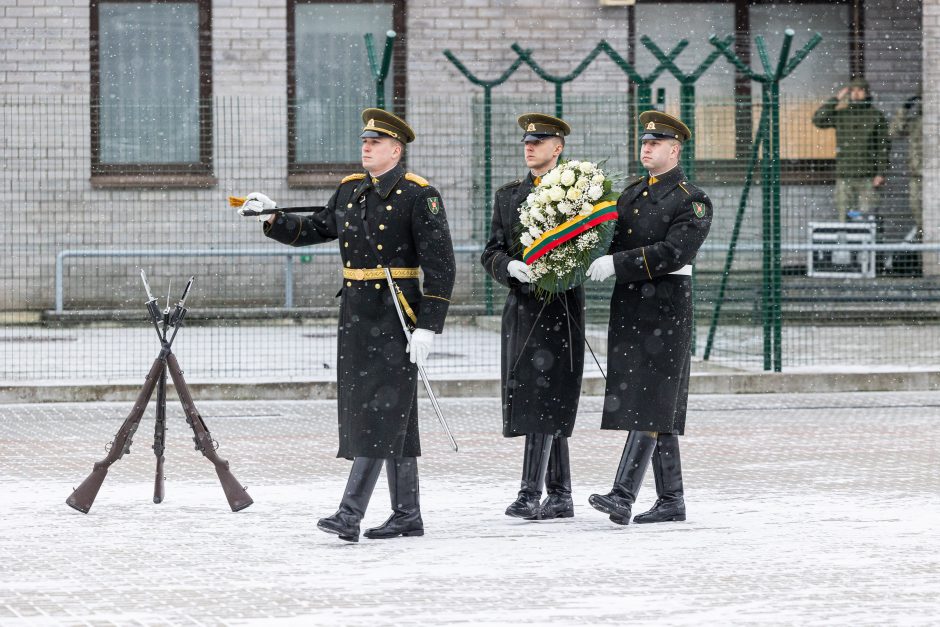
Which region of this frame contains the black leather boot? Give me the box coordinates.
[364,457,424,539]
[505,433,553,518]
[317,457,383,542]
[528,436,574,520]
[588,431,657,525]
[634,434,686,523]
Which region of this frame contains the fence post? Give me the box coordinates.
[365,31,397,109]
[640,35,729,354]
[599,40,685,177]
[510,42,609,119]
[708,30,821,371]
[443,50,528,315]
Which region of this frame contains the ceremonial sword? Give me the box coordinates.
[383,268,458,452]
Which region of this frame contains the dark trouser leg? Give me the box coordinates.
[364,457,424,539]
[529,436,574,520]
[634,434,686,523]
[588,431,657,525]
[505,433,553,519]
[317,457,383,543]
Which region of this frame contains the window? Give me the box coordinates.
[90,0,214,187]
[288,0,405,186]
[632,0,858,178]
[750,3,851,159]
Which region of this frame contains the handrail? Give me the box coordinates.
[54,245,483,314]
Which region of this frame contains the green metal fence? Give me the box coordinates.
[1,65,936,382]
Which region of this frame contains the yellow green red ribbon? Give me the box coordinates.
[522,201,618,265]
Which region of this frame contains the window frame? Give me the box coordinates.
[89,0,215,188]
[627,0,861,183]
[286,0,407,188]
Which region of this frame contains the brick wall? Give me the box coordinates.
[0,0,930,309]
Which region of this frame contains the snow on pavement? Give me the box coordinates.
[1,392,938,625]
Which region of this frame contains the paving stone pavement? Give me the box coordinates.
[1,392,938,626]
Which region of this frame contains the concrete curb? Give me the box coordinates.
[2,370,940,403]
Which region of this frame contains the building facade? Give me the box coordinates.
[0,0,929,312]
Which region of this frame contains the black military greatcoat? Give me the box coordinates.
[601,166,711,435]
[481,172,585,438]
[264,164,455,459]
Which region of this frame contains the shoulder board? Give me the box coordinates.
[404,172,429,187]
[625,176,645,189]
[497,179,522,191]
[341,173,366,184]
[678,179,705,197]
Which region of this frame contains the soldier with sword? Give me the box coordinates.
[237,108,456,542]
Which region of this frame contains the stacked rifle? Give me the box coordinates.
[66,272,253,513]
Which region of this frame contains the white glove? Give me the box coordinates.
[507,259,533,284]
[239,192,277,222]
[407,329,434,367]
[587,255,615,281]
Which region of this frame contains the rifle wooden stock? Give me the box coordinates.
[166,353,254,512]
[152,365,168,504]
[153,455,165,504]
[66,358,164,513]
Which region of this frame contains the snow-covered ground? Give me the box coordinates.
[1,392,938,625]
[1,321,938,384]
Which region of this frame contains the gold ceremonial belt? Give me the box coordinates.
[343,267,420,281]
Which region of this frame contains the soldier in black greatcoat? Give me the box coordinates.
[239,109,455,542]
[585,111,712,525]
[481,113,585,520]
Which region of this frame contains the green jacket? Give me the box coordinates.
[812,97,889,179]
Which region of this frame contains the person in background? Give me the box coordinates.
[890,90,923,238]
[812,77,890,222]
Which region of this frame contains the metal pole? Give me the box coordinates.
[365,30,397,109]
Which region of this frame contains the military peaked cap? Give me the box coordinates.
[639,110,691,143]
[517,112,571,142]
[361,108,416,143]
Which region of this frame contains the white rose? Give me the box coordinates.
[528,226,540,238]
[544,206,557,218]
[574,177,590,190]
[549,186,566,202]
[587,185,603,200]
[557,201,574,215]
[542,169,561,187]
[560,169,576,186]
[579,162,595,174]
[579,202,594,215]
[566,187,582,201]
[538,190,552,205]
[530,208,544,223]
[592,173,606,185]
[568,160,581,168]
[526,193,536,205]
[520,233,534,247]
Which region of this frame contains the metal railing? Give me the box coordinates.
[54,245,485,314]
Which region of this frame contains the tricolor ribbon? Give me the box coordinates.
[522,201,618,265]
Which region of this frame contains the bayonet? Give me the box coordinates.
[140,270,162,335]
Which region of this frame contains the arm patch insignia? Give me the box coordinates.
[692,202,707,218]
[427,197,441,214]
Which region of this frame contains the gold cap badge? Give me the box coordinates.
[527,123,536,132]
[646,122,656,130]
